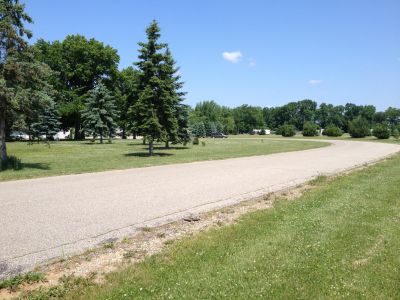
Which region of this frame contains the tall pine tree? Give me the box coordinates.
[1,0,54,163]
[81,82,118,143]
[130,20,188,155]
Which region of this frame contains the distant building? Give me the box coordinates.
[252,129,271,135]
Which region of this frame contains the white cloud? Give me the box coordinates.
[309,79,322,85]
[222,51,242,63]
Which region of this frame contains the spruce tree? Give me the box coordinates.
[1,0,55,163]
[31,103,61,141]
[130,20,187,155]
[81,83,118,143]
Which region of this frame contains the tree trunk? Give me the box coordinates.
[100,129,103,144]
[0,106,7,164]
[74,121,81,141]
[149,139,154,156]
[165,140,169,149]
[142,137,146,145]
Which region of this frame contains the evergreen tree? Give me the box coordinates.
[31,103,60,141]
[81,83,118,143]
[159,47,188,147]
[130,20,185,155]
[1,0,54,164]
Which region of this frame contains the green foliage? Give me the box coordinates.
[372,123,390,139]
[18,274,95,299]
[324,124,343,137]
[279,123,296,137]
[392,128,399,139]
[81,83,118,143]
[33,35,120,139]
[348,116,370,138]
[130,20,184,155]
[0,0,55,163]
[31,103,61,140]
[0,271,45,292]
[233,104,265,134]
[302,121,319,136]
[190,122,206,137]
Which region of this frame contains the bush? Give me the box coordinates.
[192,137,199,145]
[348,117,370,138]
[302,122,319,137]
[279,124,296,137]
[0,155,22,171]
[392,128,399,139]
[372,123,390,139]
[324,124,343,137]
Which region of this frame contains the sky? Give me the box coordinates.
[24,0,400,110]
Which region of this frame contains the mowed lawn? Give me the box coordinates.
[0,138,327,181]
[42,153,400,299]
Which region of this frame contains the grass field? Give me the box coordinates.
[20,153,400,299]
[0,138,327,181]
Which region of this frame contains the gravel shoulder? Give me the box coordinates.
[0,139,399,279]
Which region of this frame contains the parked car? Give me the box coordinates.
[10,131,29,141]
[211,132,228,138]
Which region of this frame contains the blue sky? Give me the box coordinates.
[24,0,399,110]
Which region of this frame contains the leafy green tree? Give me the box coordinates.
[130,20,182,155]
[1,0,54,163]
[392,128,399,139]
[302,121,319,136]
[372,123,390,139]
[233,105,264,133]
[385,107,400,129]
[34,35,119,139]
[279,123,296,137]
[348,116,370,138]
[324,124,343,137]
[31,103,60,141]
[81,83,118,143]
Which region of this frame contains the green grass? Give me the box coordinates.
[21,153,400,299]
[0,272,45,292]
[0,138,326,181]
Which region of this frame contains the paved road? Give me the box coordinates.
[0,140,399,278]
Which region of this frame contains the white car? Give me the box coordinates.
[10,131,30,141]
[53,130,70,140]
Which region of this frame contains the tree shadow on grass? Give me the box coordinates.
[0,162,50,172]
[21,163,51,170]
[124,152,174,157]
[153,146,189,150]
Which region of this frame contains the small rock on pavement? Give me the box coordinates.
[183,213,200,222]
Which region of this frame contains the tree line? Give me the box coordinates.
[188,99,400,138]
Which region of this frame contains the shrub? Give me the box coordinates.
[302,122,319,137]
[372,123,390,139]
[348,117,370,138]
[279,124,296,137]
[0,155,22,171]
[392,128,399,139]
[192,137,199,145]
[324,124,343,137]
